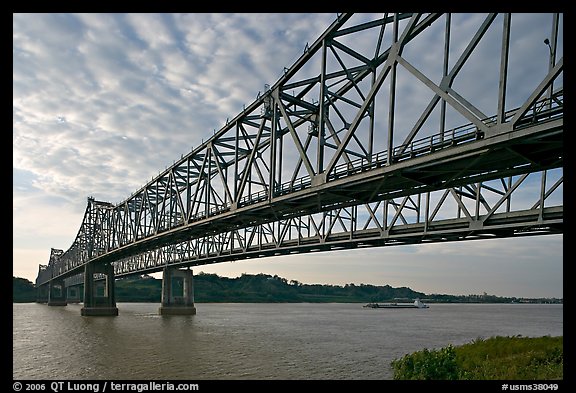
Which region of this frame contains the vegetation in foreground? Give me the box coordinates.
[391,335,563,380]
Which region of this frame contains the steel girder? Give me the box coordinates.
[36,13,563,285]
[109,168,562,277]
[59,167,563,284]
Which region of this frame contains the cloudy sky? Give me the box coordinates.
[13,13,563,298]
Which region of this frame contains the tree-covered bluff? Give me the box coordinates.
[14,274,562,304]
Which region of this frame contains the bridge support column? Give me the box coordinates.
[159,267,196,315]
[47,279,67,306]
[81,263,118,316]
[67,285,82,304]
[36,283,49,304]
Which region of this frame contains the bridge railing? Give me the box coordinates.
[515,89,564,127]
[34,14,564,287]
[236,123,478,207]
[111,167,563,278]
[236,89,563,210]
[38,90,563,284]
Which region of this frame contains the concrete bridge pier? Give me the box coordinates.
[81,263,118,316]
[47,279,67,306]
[159,267,197,315]
[36,283,49,304]
[67,285,82,304]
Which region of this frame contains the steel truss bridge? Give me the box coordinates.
[35,13,563,305]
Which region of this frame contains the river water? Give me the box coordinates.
[13,302,562,380]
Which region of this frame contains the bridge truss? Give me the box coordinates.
[36,12,563,286]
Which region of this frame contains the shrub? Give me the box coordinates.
[391,345,459,380]
[391,336,563,380]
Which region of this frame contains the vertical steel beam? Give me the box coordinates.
[507,176,513,213]
[369,14,387,161]
[276,92,316,179]
[277,111,283,190]
[497,13,511,124]
[539,170,547,222]
[547,13,559,108]
[268,102,277,201]
[317,39,327,174]
[387,13,399,165]
[233,121,240,204]
[206,147,212,217]
[440,13,451,140]
[475,182,482,220]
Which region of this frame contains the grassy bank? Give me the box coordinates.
[391,335,563,380]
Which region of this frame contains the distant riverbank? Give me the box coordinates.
[13,274,563,304]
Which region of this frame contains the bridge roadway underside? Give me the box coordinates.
[90,119,562,268]
[49,202,562,316]
[116,205,562,277]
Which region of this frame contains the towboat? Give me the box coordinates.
[363,298,430,309]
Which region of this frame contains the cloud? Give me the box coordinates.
[13,12,338,272]
[13,13,563,297]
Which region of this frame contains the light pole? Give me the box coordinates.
[544,38,552,56]
[543,38,554,110]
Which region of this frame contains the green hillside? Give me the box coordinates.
[13,274,562,304]
[13,273,424,303]
[13,277,37,302]
[114,272,426,303]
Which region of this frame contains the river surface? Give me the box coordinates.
[13,302,562,380]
